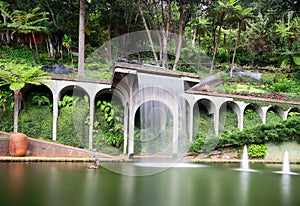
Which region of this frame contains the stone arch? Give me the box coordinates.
[23,84,53,107]
[19,84,53,139]
[132,86,178,114]
[128,85,180,155]
[134,100,173,154]
[243,103,263,128]
[287,107,300,119]
[192,98,215,140]
[266,105,284,123]
[57,85,90,149]
[59,85,88,101]
[92,88,124,154]
[219,101,240,132]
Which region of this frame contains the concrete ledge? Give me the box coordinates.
[0,156,93,162]
[0,131,113,159]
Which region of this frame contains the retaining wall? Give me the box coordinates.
[0,132,93,158]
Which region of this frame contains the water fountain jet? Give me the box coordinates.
[235,145,256,172]
[274,151,298,175]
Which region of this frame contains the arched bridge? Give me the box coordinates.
[41,62,300,156]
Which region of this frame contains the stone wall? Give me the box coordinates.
[0,139,9,156]
[0,132,94,158]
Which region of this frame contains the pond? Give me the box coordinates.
[0,162,300,206]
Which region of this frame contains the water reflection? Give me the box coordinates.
[8,163,26,192]
[281,174,290,206]
[118,171,136,206]
[82,169,100,206]
[240,171,249,206]
[1,163,300,206]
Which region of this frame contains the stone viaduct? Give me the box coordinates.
[40,62,300,156]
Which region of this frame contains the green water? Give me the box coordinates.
[0,162,300,206]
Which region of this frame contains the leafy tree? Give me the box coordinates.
[208,0,239,75]
[0,60,48,132]
[280,50,300,77]
[230,5,255,76]
[0,5,49,64]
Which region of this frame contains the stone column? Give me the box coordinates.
[123,103,129,154]
[52,93,59,141]
[128,107,135,156]
[188,103,194,143]
[261,106,270,124]
[88,95,95,150]
[172,107,179,155]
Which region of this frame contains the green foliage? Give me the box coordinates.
[59,95,75,108]
[217,116,300,148]
[244,108,262,129]
[0,87,13,112]
[0,60,48,90]
[247,144,267,159]
[18,105,52,140]
[93,100,124,152]
[0,90,13,131]
[220,108,239,133]
[57,106,82,147]
[57,95,89,148]
[31,92,52,107]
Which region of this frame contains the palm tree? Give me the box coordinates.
[0,60,48,132]
[230,5,255,76]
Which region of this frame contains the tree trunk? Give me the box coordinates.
[210,12,225,75]
[1,12,10,43]
[230,23,241,77]
[13,90,20,132]
[173,2,184,71]
[32,32,40,62]
[137,1,159,65]
[48,36,55,59]
[161,0,171,69]
[28,37,36,66]
[78,0,86,76]
[107,0,113,61]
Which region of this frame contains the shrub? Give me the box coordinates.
[247,144,267,159]
[18,106,52,140]
[217,116,300,148]
[189,134,205,155]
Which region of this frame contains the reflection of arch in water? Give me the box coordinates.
[243,104,263,129]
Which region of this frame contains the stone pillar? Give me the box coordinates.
[172,107,179,155]
[88,95,95,150]
[123,103,129,154]
[52,94,59,141]
[188,104,194,143]
[128,107,135,156]
[213,110,220,136]
[261,106,270,124]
